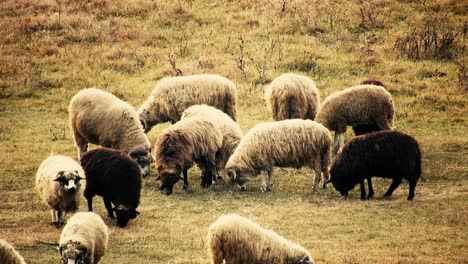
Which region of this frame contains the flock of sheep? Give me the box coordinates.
[1,73,422,264]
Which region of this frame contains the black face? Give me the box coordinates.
[135,155,152,177]
[330,165,356,196]
[159,173,180,195]
[115,208,140,228]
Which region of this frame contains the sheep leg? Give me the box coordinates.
[359,179,367,200]
[333,132,345,155]
[367,177,374,199]
[57,211,63,227]
[86,195,93,212]
[267,169,273,190]
[104,198,115,219]
[50,209,57,225]
[383,177,402,199]
[183,168,189,190]
[311,159,322,192]
[408,179,416,201]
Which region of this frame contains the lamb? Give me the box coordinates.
[155,118,223,195]
[80,148,141,227]
[69,88,153,177]
[328,130,421,200]
[181,104,243,179]
[35,155,85,227]
[0,239,26,264]
[265,73,320,121]
[207,214,314,264]
[315,84,394,154]
[59,212,109,264]
[137,74,238,132]
[224,119,332,192]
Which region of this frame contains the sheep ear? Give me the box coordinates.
[227,170,236,181]
[58,245,65,254]
[140,118,147,131]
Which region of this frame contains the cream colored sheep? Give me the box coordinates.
[35,155,85,227]
[315,84,394,155]
[59,212,109,264]
[138,74,237,132]
[155,117,223,195]
[181,104,243,180]
[0,239,26,264]
[207,214,314,264]
[68,88,153,177]
[265,73,320,121]
[225,119,332,192]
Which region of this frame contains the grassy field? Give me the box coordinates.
[0,0,467,263]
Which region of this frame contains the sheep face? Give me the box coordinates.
[329,163,358,197]
[129,147,154,177]
[297,255,314,264]
[59,243,89,264]
[226,168,253,191]
[157,166,181,195]
[54,170,83,194]
[114,204,139,228]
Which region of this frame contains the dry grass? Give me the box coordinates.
[0,0,467,263]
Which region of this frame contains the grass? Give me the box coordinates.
[0,0,467,263]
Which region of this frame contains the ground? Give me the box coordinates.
[0,0,467,263]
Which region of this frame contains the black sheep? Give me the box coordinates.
[80,148,141,227]
[328,130,421,200]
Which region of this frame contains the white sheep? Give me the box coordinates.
[138,74,238,132]
[35,155,85,227]
[265,73,320,121]
[68,88,153,177]
[225,119,332,192]
[181,104,243,180]
[315,84,394,155]
[207,214,314,264]
[59,212,109,264]
[0,239,26,264]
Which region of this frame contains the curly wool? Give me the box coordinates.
[225,119,332,191]
[207,214,313,264]
[69,88,150,155]
[138,74,237,131]
[0,239,26,264]
[265,73,320,120]
[35,155,85,225]
[59,212,109,264]
[181,104,243,173]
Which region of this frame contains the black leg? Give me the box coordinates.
[86,196,93,212]
[183,168,189,190]
[383,177,402,198]
[360,179,367,200]
[367,177,374,199]
[104,198,115,219]
[408,179,416,200]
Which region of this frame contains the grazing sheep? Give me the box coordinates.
[361,78,386,88]
[59,212,108,264]
[265,73,320,121]
[80,148,141,227]
[181,104,243,180]
[315,85,394,154]
[155,118,223,195]
[329,130,421,200]
[0,239,26,264]
[69,88,153,177]
[35,155,85,227]
[225,119,332,192]
[207,214,314,264]
[138,74,238,132]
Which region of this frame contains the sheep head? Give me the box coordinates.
[54,170,84,194]
[114,204,140,228]
[298,255,314,264]
[59,242,89,264]
[156,165,182,195]
[129,146,154,177]
[225,168,252,191]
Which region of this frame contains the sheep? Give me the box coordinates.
[137,74,238,132]
[207,214,314,264]
[181,104,243,181]
[328,130,421,201]
[69,88,153,177]
[224,119,332,192]
[315,84,394,154]
[59,212,108,264]
[80,148,141,227]
[35,155,85,227]
[155,117,223,195]
[265,73,320,121]
[0,239,26,264]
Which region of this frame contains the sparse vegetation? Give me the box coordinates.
[0,0,467,263]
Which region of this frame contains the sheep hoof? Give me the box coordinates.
[260,185,267,192]
[183,185,189,191]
